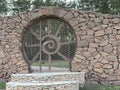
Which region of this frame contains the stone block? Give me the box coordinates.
[103,64,112,69]
[87,21,96,28]
[78,40,88,47]
[116,35,120,40]
[93,26,103,31]
[76,31,86,36]
[114,26,120,29]
[0,20,2,26]
[88,48,96,52]
[118,30,120,34]
[100,51,109,57]
[112,18,120,24]
[80,36,94,40]
[107,55,117,62]
[75,54,86,60]
[105,27,113,34]
[0,50,5,58]
[100,59,109,64]
[113,62,119,70]
[95,30,104,36]
[94,18,101,23]
[99,40,108,46]
[64,12,74,19]
[6,81,79,90]
[94,62,102,68]
[103,19,109,24]
[59,9,68,17]
[78,18,86,22]
[89,14,95,18]
[94,68,104,74]
[69,18,79,26]
[104,44,113,53]
[87,30,94,35]
[89,43,98,48]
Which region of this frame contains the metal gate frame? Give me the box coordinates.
[22,17,77,72]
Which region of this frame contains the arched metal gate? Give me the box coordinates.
[22,17,77,72]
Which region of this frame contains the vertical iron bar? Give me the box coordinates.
[39,21,42,72]
[31,35,32,65]
[68,28,70,72]
[47,19,51,35]
[48,19,51,71]
[68,40,71,71]
[48,54,51,71]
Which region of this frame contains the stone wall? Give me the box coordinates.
[0,7,120,85]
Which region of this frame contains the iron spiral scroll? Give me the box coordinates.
[22,17,77,71]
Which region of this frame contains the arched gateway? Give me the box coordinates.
[0,7,120,85]
[22,17,77,72]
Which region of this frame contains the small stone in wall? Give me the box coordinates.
[112,18,120,24]
[94,18,101,23]
[104,69,114,75]
[87,21,96,29]
[75,54,86,60]
[0,20,2,26]
[104,44,113,53]
[113,62,118,70]
[64,12,74,19]
[94,68,104,74]
[69,18,79,26]
[107,55,117,62]
[78,40,88,47]
[100,59,109,64]
[99,40,108,46]
[118,31,120,34]
[114,26,120,29]
[94,62,102,68]
[100,51,109,57]
[105,27,113,34]
[89,14,95,18]
[93,26,103,31]
[88,48,96,52]
[102,25,108,29]
[101,73,107,78]
[0,51,5,58]
[116,35,120,40]
[78,18,86,22]
[89,43,98,48]
[87,30,94,35]
[95,30,104,36]
[94,53,101,60]
[103,19,109,25]
[5,45,10,49]
[113,29,118,35]
[103,64,112,69]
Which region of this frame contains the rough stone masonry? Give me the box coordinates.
[0,7,120,85]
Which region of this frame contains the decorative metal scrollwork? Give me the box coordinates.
[22,17,77,71]
[41,35,61,55]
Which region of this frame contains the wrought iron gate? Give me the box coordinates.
[22,17,77,72]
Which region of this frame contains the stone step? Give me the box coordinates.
[11,72,85,84]
[6,81,79,90]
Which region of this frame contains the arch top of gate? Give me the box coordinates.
[19,7,78,32]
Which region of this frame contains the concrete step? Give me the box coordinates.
[11,72,85,84]
[6,81,79,90]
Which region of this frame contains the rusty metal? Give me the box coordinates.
[22,17,77,72]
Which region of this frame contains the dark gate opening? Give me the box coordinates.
[22,17,77,72]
